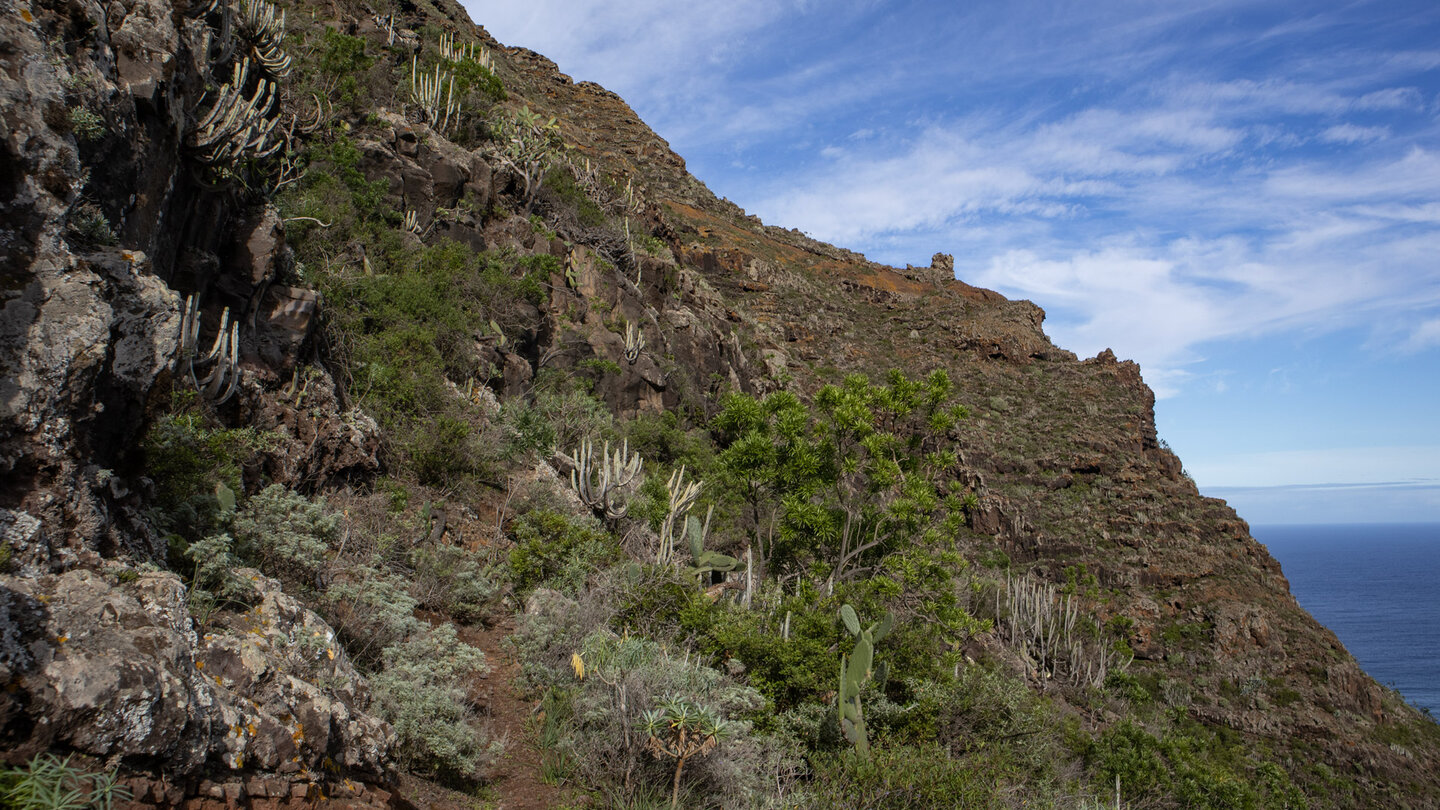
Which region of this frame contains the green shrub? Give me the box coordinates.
[800,745,994,810]
[410,543,502,624]
[0,752,129,810]
[371,623,494,783]
[320,562,424,666]
[693,591,840,712]
[450,58,505,103]
[508,510,619,594]
[68,106,105,141]
[229,484,338,591]
[543,166,605,228]
[1083,718,1303,810]
[143,399,267,543]
[610,563,702,640]
[546,629,780,808]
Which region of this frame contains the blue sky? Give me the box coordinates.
[469,0,1440,525]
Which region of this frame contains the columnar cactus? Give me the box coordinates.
[235,0,290,77]
[191,58,282,165]
[837,604,894,758]
[656,466,702,564]
[623,320,645,364]
[561,439,642,520]
[409,56,458,134]
[178,295,242,404]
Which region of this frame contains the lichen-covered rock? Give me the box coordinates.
[0,568,394,780]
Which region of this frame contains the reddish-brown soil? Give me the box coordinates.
[461,619,579,810]
[383,616,581,810]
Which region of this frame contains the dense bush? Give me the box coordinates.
[229,484,338,592]
[143,396,266,545]
[800,745,997,810]
[409,543,503,624]
[371,623,495,783]
[547,629,787,809]
[508,510,620,594]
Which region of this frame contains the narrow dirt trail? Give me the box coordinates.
[462,617,578,810]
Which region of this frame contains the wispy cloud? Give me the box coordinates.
[1319,123,1390,143]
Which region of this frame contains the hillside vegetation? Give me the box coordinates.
[1,0,1438,807]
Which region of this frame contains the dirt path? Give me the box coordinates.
[388,616,578,810]
[462,618,578,810]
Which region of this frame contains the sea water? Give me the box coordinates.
[1252,523,1440,717]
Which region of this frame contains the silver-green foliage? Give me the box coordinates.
[409,544,502,624]
[564,630,775,808]
[320,565,422,667]
[837,604,894,758]
[230,483,337,589]
[371,623,495,781]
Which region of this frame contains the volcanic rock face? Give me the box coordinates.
[0,0,396,789]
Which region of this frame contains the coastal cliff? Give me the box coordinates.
[2,0,1437,806]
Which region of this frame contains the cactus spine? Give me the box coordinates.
[837,603,893,758]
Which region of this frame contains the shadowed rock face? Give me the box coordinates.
[1,0,1437,804]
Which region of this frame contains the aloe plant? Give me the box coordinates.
[837,603,894,758]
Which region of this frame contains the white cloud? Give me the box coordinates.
[1402,318,1440,352]
[1319,123,1390,144]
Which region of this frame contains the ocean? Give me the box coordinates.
[1251,523,1440,717]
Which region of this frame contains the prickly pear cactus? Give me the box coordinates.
[685,512,738,582]
[837,604,894,757]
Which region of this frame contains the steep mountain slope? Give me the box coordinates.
[2,0,1438,806]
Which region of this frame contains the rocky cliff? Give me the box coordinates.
[2,0,1438,806]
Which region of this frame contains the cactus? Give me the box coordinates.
[564,246,580,289]
[682,505,738,584]
[656,466,702,564]
[438,31,493,70]
[836,604,894,758]
[409,56,458,135]
[560,439,642,520]
[178,295,242,404]
[235,0,290,77]
[190,57,282,166]
[623,320,645,364]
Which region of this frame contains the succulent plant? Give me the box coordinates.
[642,695,729,809]
[656,466,702,564]
[683,507,739,584]
[623,320,645,364]
[560,439,643,520]
[837,603,894,758]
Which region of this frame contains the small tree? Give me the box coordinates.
[488,105,561,211]
[641,696,730,809]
